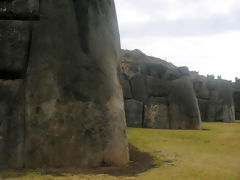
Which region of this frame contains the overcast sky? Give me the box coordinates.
[115,0,240,81]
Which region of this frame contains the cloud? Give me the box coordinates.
[115,0,240,80]
[121,31,240,80]
[116,0,240,37]
[121,11,240,37]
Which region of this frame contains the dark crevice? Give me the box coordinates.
[73,0,89,54]
[197,97,210,101]
[141,103,145,128]
[0,71,24,80]
[23,22,33,78]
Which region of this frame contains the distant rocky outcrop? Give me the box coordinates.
[120,49,201,129]
[0,0,129,170]
[191,73,235,122]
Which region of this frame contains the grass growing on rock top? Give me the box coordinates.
[1,121,240,180]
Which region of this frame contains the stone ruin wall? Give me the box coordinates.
[121,50,236,129]
[192,74,235,123]
[0,0,129,170]
[120,49,201,130]
[233,78,240,120]
[0,0,238,172]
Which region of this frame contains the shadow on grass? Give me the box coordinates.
[0,144,157,178]
[202,128,211,131]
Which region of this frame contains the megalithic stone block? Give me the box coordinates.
[143,97,169,129]
[25,0,129,168]
[0,80,24,169]
[124,99,143,128]
[131,74,148,101]
[197,99,208,122]
[0,21,31,79]
[169,76,201,129]
[0,0,39,20]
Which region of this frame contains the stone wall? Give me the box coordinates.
[0,0,36,169]
[120,50,201,130]
[192,74,235,123]
[0,0,129,170]
[233,79,240,120]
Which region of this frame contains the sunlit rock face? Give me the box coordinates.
[0,0,129,169]
[120,49,201,130]
[192,74,235,123]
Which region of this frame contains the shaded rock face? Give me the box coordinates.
[0,2,31,168]
[120,50,201,130]
[192,75,235,123]
[0,0,129,169]
[0,80,24,169]
[0,0,39,20]
[0,21,31,79]
[233,80,240,120]
[144,97,169,129]
[169,76,201,129]
[234,91,240,120]
[124,99,143,127]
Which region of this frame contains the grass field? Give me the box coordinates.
[1,121,240,180]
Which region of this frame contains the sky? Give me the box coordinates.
[115,0,240,81]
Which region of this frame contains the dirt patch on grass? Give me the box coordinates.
[0,144,156,178]
[85,144,156,176]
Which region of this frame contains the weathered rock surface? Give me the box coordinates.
[146,76,170,97]
[169,76,201,129]
[197,99,208,122]
[143,97,169,129]
[0,0,129,170]
[124,99,143,127]
[24,0,128,168]
[0,80,24,169]
[0,21,30,78]
[233,79,240,120]
[120,73,132,99]
[0,0,39,20]
[191,73,235,122]
[121,49,201,129]
[130,74,147,102]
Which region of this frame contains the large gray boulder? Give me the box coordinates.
[24,0,128,168]
[0,21,30,78]
[0,0,39,20]
[233,91,240,120]
[197,99,208,122]
[211,80,235,122]
[193,76,235,123]
[193,79,210,99]
[169,76,201,129]
[120,73,132,99]
[124,99,143,127]
[130,74,147,101]
[121,50,202,130]
[146,76,170,97]
[0,80,24,169]
[143,97,169,129]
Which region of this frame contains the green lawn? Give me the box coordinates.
[1,121,240,180]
